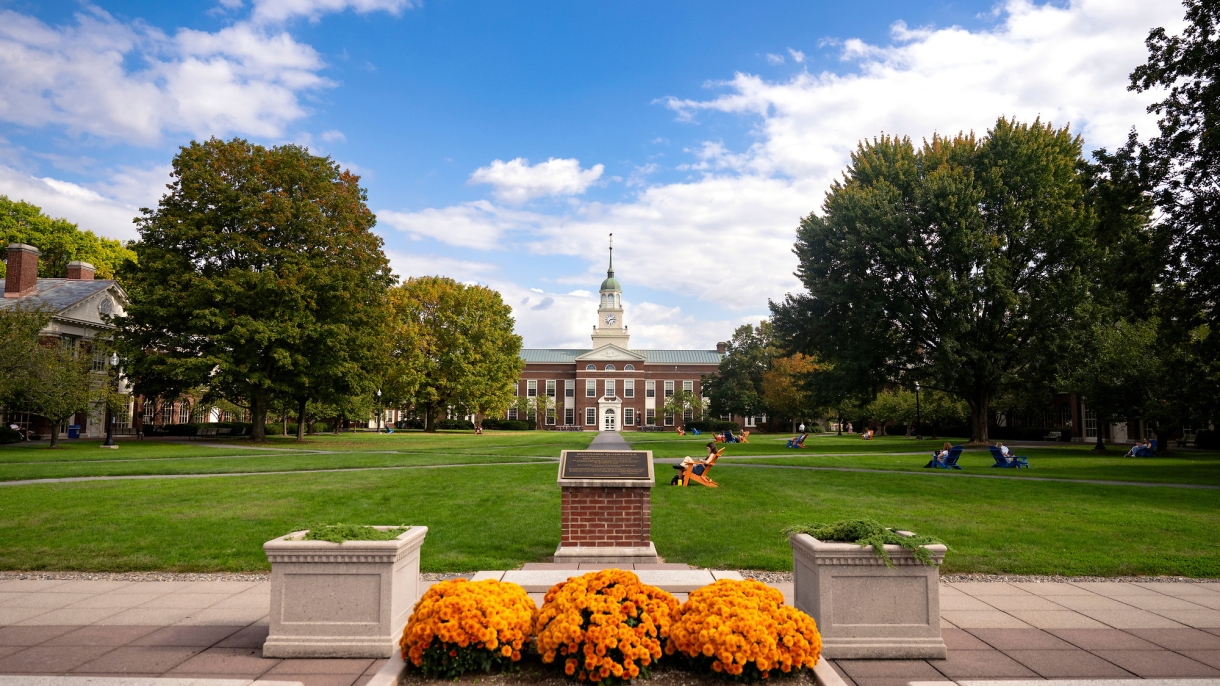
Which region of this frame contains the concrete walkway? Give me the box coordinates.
[2,577,1219,685]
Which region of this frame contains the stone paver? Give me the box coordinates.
[0,576,1218,682]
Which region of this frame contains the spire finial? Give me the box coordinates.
[608,233,614,275]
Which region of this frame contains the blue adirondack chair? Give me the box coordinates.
[787,433,808,448]
[988,446,1029,468]
[691,428,702,435]
[925,445,964,469]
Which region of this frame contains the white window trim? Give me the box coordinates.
[645,380,655,398]
[624,379,634,398]
[527,380,538,397]
[586,380,596,398]
[585,407,596,425]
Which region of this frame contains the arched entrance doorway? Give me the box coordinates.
[603,408,617,432]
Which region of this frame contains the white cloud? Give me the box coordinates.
[0,7,331,145]
[765,53,785,65]
[250,0,415,24]
[786,47,806,63]
[383,249,498,283]
[320,129,346,142]
[398,0,1183,325]
[0,165,141,240]
[468,157,605,204]
[378,200,555,248]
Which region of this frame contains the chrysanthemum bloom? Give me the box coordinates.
[400,578,537,679]
[536,569,678,683]
[666,579,821,681]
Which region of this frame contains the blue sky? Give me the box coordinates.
[0,0,1183,348]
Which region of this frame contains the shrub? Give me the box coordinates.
[400,579,536,679]
[302,524,407,543]
[480,418,533,431]
[1196,430,1220,450]
[535,569,678,683]
[395,418,425,430]
[0,426,20,444]
[784,519,942,567]
[666,579,821,680]
[435,418,475,430]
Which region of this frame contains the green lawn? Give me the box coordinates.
[0,430,1216,576]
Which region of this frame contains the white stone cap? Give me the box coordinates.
[263,525,426,563]
[789,532,946,565]
[5,243,39,255]
[68,260,96,269]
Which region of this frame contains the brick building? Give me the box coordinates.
[508,249,723,432]
[1,243,131,438]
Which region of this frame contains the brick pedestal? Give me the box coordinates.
[555,450,659,564]
[561,486,651,548]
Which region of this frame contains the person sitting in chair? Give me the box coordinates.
[861,428,874,440]
[995,442,1015,464]
[926,441,952,468]
[787,432,807,448]
[1126,439,1151,457]
[676,426,686,436]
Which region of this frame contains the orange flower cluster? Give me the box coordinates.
[399,578,537,678]
[666,579,821,680]
[535,569,679,683]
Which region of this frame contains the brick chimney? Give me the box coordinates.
[4,244,39,299]
[67,260,96,280]
[716,341,728,354]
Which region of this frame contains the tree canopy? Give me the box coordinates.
[705,322,775,421]
[1,196,136,279]
[116,138,393,441]
[386,276,523,432]
[772,118,1097,443]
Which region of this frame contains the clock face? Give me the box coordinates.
[604,314,617,325]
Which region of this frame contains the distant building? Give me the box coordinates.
[509,248,724,432]
[1,243,130,438]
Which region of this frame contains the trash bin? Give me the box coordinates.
[67,424,81,439]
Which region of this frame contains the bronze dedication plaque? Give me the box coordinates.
[560,451,651,480]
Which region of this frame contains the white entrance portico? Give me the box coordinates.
[598,397,622,432]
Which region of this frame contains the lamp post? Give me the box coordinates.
[915,382,922,441]
[102,352,119,449]
[376,389,383,433]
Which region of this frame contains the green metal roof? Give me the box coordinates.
[521,349,722,365]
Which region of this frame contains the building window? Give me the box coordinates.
[565,380,575,398]
[565,408,575,425]
[162,403,174,425]
[605,364,615,371]
[508,408,518,420]
[624,380,634,398]
[546,408,556,425]
[586,380,596,398]
[664,411,674,427]
[645,381,655,398]
[624,408,635,426]
[683,408,694,423]
[92,353,108,372]
[605,380,615,398]
[586,364,596,370]
[1084,407,1097,438]
[546,380,556,397]
[645,408,655,426]
[179,403,191,424]
[527,380,538,397]
[512,382,519,396]
[624,364,634,371]
[664,381,674,398]
[682,380,693,394]
[585,408,596,425]
[142,401,155,425]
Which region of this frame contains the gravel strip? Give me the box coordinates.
[939,572,1219,583]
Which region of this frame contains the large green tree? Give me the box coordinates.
[386,276,523,432]
[116,138,393,441]
[1,196,136,279]
[772,119,1097,444]
[705,322,775,421]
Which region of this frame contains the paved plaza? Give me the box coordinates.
[1,576,1219,685]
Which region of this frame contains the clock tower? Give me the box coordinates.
[591,238,629,349]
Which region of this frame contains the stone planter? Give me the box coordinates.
[263,526,427,658]
[789,532,947,659]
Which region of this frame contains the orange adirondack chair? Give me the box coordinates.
[739,431,750,443]
[681,448,724,488]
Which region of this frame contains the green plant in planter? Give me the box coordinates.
[784,519,942,567]
[301,524,409,543]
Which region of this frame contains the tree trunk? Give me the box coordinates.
[969,395,990,444]
[1093,417,1107,451]
[296,398,308,440]
[1154,426,1171,455]
[49,419,61,449]
[424,403,437,433]
[250,395,267,442]
[836,413,842,435]
[282,412,287,436]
